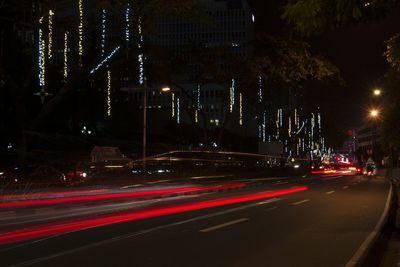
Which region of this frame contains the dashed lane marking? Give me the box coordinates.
[292,199,310,206]
[199,218,249,233]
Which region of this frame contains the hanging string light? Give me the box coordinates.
[276,109,280,140]
[311,113,315,149]
[317,112,322,133]
[138,16,144,85]
[171,93,175,118]
[288,116,292,137]
[78,0,84,58]
[262,111,266,142]
[90,46,121,74]
[38,17,46,87]
[229,78,235,113]
[107,70,111,116]
[63,31,69,79]
[195,84,200,123]
[258,76,263,103]
[101,9,106,57]
[125,3,131,42]
[239,92,243,125]
[48,10,54,60]
[177,97,181,124]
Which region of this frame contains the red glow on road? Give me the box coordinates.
[0,186,307,245]
[0,183,246,209]
[0,189,108,201]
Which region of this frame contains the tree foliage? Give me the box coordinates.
[283,0,400,35]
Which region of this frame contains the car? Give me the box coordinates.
[0,165,66,187]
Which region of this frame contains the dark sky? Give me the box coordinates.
[249,1,400,129]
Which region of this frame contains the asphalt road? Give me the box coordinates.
[0,174,391,267]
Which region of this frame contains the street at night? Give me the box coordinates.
[0,173,392,267]
[1,0,400,266]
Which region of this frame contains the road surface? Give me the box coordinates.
[0,174,391,267]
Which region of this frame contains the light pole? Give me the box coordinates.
[143,78,147,175]
[373,88,382,96]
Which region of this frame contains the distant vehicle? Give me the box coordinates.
[364,163,377,176]
[311,164,362,175]
[0,165,66,187]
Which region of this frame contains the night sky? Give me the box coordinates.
[250,1,400,129]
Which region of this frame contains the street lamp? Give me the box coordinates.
[161,86,171,92]
[369,109,379,118]
[373,88,382,96]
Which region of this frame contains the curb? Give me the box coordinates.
[344,179,393,267]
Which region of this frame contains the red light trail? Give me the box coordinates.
[0,185,307,245]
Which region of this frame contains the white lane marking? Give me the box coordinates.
[343,186,349,189]
[237,177,281,182]
[120,184,142,189]
[266,206,278,211]
[146,180,170,184]
[344,182,392,267]
[292,199,310,206]
[199,218,248,233]
[257,198,279,205]
[326,191,335,195]
[275,181,289,185]
[5,198,282,266]
[0,211,16,220]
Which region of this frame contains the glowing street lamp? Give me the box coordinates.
[373,88,382,96]
[369,109,379,118]
[161,87,171,92]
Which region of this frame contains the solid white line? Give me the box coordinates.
[266,206,278,211]
[275,181,289,185]
[292,199,310,206]
[199,218,248,233]
[7,198,281,266]
[326,191,335,195]
[344,182,392,267]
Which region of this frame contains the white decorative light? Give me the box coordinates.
[318,112,322,133]
[38,17,46,87]
[239,93,243,125]
[288,116,291,137]
[258,76,263,103]
[195,110,198,123]
[63,32,68,79]
[262,111,266,142]
[171,93,175,118]
[279,108,283,127]
[48,10,54,60]
[311,113,315,149]
[78,0,84,57]
[90,46,121,74]
[101,9,106,57]
[177,97,181,124]
[138,53,144,85]
[229,78,235,113]
[125,4,130,42]
[276,109,280,140]
[107,70,111,116]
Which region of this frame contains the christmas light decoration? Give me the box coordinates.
[239,93,243,125]
[125,4,130,42]
[138,16,144,84]
[63,32,68,79]
[48,10,54,60]
[90,46,121,74]
[311,113,315,149]
[177,97,181,124]
[195,84,200,123]
[258,76,263,103]
[317,112,322,133]
[107,70,111,116]
[38,17,46,87]
[276,109,280,140]
[101,9,106,57]
[171,93,175,117]
[263,111,266,142]
[229,78,235,113]
[288,116,292,137]
[78,0,84,57]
